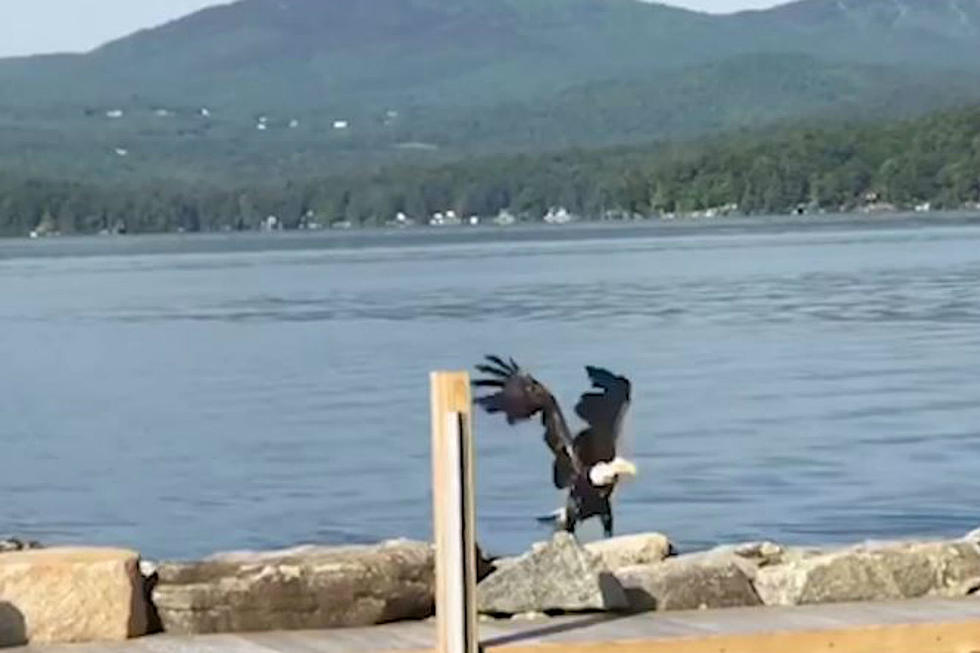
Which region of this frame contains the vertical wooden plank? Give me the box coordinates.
[430,371,477,653]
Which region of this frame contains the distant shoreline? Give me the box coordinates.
[3,210,980,261]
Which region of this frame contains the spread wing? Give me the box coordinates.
[473,355,548,424]
[473,355,581,488]
[573,366,632,466]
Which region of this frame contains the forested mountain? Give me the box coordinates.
[1,0,980,235]
[1,0,980,179]
[4,0,979,109]
[4,52,979,186]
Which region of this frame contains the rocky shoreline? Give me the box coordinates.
[3,529,980,646]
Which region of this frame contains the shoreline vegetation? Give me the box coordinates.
[3,104,979,239]
[4,528,980,646]
[3,211,979,264]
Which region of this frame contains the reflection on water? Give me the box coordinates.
[1,220,980,559]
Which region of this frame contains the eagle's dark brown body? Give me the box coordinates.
[472,355,635,537]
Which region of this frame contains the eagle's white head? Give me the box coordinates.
[588,457,638,487]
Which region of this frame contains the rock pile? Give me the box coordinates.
[753,539,980,605]
[473,530,980,617]
[151,539,435,634]
[5,529,980,644]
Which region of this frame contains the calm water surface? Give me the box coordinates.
[2,219,980,559]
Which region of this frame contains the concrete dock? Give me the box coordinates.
[12,596,980,653]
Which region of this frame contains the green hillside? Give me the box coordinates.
[3,52,980,186]
[3,103,979,236]
[4,0,979,110]
[1,0,980,219]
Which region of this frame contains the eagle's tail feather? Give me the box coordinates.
[535,508,567,526]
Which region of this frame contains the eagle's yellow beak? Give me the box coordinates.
[614,459,638,478]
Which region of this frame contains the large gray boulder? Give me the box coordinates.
[684,541,822,581]
[584,533,674,572]
[151,539,434,634]
[477,533,628,616]
[0,547,149,645]
[615,554,762,612]
[754,539,980,606]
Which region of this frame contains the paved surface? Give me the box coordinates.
[12,597,980,653]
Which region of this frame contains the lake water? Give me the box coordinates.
[2,216,980,561]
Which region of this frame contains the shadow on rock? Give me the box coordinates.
[598,572,636,612]
[141,565,163,635]
[476,543,498,583]
[0,602,27,648]
[621,586,657,613]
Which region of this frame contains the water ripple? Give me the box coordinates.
[93,266,980,326]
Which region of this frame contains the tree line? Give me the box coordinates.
[2,105,979,237]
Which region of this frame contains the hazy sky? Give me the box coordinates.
[0,0,784,58]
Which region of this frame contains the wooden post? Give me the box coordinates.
[430,371,478,653]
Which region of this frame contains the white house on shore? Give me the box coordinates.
[543,207,575,224]
[492,210,516,226]
[387,212,416,227]
[429,210,462,226]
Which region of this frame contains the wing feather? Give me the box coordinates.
[472,378,506,388]
[485,355,517,373]
[475,363,510,378]
[573,366,632,466]
[472,355,581,487]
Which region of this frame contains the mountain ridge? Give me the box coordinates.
[4,0,980,110]
[2,0,980,185]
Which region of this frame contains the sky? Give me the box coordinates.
[0,0,785,58]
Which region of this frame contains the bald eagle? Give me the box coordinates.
[473,355,637,538]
